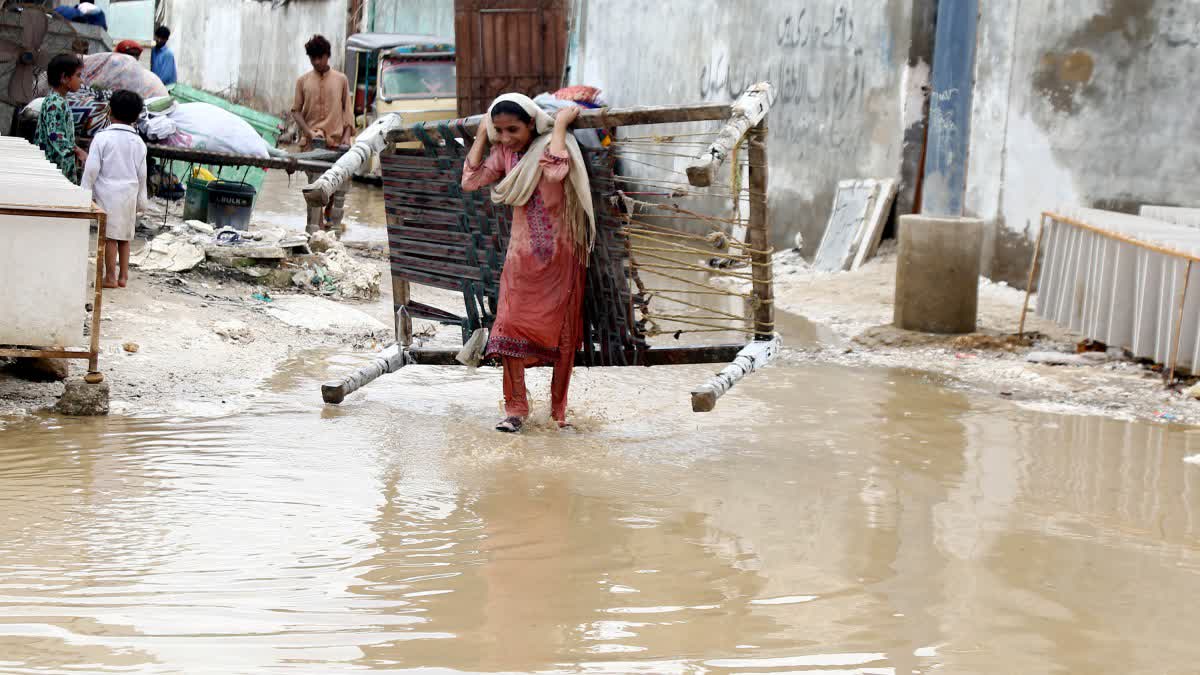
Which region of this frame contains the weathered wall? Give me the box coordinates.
[368,0,453,37]
[161,0,349,116]
[573,0,931,251]
[966,0,1200,286]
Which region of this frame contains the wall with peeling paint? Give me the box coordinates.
[161,0,350,116]
[572,0,934,252]
[369,0,453,37]
[966,0,1200,286]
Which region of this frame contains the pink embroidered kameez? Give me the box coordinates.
[461,145,585,421]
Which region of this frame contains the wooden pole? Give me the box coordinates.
[384,102,733,144]
[320,343,750,405]
[1018,213,1047,339]
[1167,260,1192,385]
[690,334,781,412]
[685,83,775,188]
[85,209,106,383]
[145,145,335,174]
[304,113,405,208]
[746,120,773,340]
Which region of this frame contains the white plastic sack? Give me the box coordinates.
[164,102,270,158]
[141,115,178,141]
[83,53,168,99]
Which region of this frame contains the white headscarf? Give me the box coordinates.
[485,93,595,259]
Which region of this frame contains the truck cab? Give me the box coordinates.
[345,33,455,176]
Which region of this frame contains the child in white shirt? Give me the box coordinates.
[81,90,147,288]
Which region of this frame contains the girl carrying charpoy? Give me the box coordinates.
[35,53,87,182]
[461,93,595,432]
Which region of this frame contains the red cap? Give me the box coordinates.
[115,40,143,57]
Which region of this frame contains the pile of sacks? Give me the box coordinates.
[21,52,270,158]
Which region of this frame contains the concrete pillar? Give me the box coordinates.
[894,215,983,334]
[895,0,982,334]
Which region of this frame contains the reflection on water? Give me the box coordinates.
[1,353,1199,673]
[251,169,387,247]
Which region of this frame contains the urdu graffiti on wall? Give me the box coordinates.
[697,5,867,150]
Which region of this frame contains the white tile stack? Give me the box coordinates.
[0,136,95,348]
[1037,207,1200,371]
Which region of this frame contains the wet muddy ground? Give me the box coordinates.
[2,178,1200,673]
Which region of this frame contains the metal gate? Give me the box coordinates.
[453,0,567,116]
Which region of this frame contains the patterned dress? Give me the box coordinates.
[462,145,585,366]
[35,92,78,182]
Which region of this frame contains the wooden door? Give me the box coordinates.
[454,0,568,116]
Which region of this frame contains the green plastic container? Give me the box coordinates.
[182,176,210,221]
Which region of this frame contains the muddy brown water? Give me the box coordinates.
[2,341,1200,673]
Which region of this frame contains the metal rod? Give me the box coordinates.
[1018,213,1047,339]
[145,145,335,173]
[1167,260,1193,385]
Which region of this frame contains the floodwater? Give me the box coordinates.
[2,340,1200,673]
[251,170,388,248]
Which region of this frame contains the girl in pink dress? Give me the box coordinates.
[462,93,595,432]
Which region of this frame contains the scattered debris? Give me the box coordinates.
[291,231,381,301]
[1186,382,1200,400]
[213,320,252,342]
[185,219,215,235]
[251,291,273,303]
[131,231,206,272]
[1026,351,1111,366]
[264,295,388,334]
[812,178,898,272]
[123,342,140,353]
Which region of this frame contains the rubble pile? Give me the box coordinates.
[132,224,380,301]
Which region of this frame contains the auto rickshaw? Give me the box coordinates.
[345,33,455,178]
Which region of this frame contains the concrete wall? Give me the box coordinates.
[91,0,155,42]
[966,0,1200,286]
[572,0,933,251]
[161,0,349,116]
[368,0,453,37]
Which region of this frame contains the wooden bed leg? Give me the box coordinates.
[690,334,781,412]
[321,344,409,404]
[746,119,773,341]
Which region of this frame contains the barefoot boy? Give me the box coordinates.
[81,90,147,288]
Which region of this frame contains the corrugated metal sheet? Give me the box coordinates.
[1037,208,1200,371]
